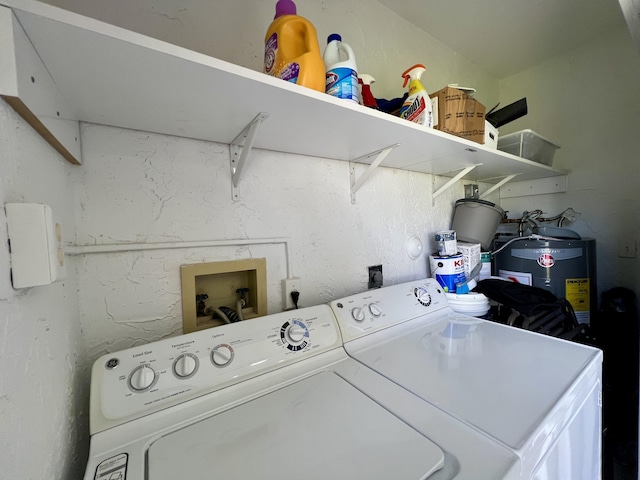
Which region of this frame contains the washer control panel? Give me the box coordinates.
[91,305,340,432]
[330,278,448,342]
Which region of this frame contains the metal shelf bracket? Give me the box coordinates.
[432,164,482,203]
[479,174,520,199]
[229,112,269,201]
[350,144,400,204]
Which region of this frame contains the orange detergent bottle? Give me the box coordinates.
[264,0,325,92]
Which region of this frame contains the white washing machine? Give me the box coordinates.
[329,278,603,479]
[84,304,520,480]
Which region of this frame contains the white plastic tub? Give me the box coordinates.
[497,129,560,166]
[444,291,490,317]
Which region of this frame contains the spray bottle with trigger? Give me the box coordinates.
[399,64,433,128]
[358,74,378,109]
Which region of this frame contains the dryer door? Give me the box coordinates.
[344,313,600,450]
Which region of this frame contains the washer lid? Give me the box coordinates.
[148,371,444,480]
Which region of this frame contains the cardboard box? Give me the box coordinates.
[456,241,481,278]
[430,86,486,144]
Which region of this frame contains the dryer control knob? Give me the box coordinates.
[414,286,432,307]
[211,344,234,367]
[351,307,365,322]
[173,353,198,378]
[129,365,156,391]
[368,303,383,317]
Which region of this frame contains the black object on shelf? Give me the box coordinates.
[486,98,528,128]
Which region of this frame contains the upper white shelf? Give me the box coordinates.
[1,0,566,183]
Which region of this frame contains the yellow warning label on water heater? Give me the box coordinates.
[565,278,590,312]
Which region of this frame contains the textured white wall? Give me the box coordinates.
[498,27,640,298]
[0,102,85,479]
[73,123,465,359]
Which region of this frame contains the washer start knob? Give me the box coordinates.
[286,324,307,343]
[280,320,309,351]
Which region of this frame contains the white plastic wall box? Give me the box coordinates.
[5,203,66,288]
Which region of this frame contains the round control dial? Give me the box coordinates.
[128,364,157,392]
[280,319,309,351]
[414,286,432,307]
[368,303,383,317]
[173,353,199,378]
[351,307,366,322]
[211,344,234,367]
[286,324,306,343]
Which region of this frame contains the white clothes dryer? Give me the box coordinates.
[329,278,603,480]
[84,304,519,480]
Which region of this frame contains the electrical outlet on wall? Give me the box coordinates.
[368,265,383,289]
[282,277,301,310]
[618,237,637,258]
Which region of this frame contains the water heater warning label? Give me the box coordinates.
[566,278,590,323]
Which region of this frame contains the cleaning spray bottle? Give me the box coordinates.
[358,74,378,109]
[323,34,359,103]
[264,0,325,92]
[399,64,433,127]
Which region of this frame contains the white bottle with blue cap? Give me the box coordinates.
[323,33,359,103]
